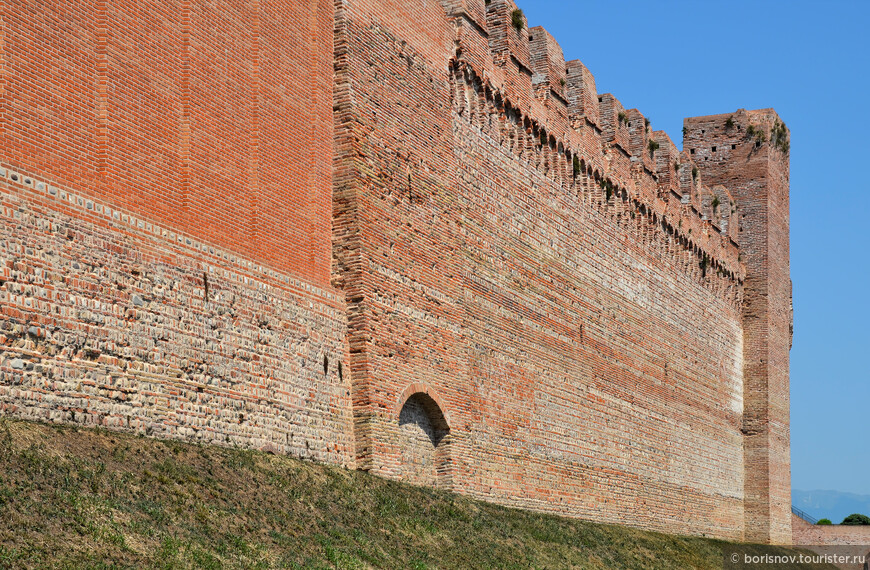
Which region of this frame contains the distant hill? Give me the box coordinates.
[794,489,870,524]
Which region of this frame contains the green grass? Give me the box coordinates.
[0,418,834,569]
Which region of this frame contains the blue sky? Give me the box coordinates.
[520,1,870,496]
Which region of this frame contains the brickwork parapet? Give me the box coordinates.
[450,60,744,303]
[439,5,745,291]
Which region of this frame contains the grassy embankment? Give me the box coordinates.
[0,418,834,569]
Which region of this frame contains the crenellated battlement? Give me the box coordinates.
[684,109,791,173]
[450,61,744,303]
[529,27,566,99]
[440,2,747,291]
[565,59,600,133]
[652,131,680,193]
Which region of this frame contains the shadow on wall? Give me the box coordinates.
[398,393,451,489]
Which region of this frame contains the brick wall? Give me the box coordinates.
[792,515,870,570]
[2,0,333,284]
[333,0,787,541]
[793,514,870,546]
[0,0,792,544]
[0,1,351,463]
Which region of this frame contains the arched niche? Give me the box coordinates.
[395,385,452,489]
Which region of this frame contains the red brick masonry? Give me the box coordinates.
[0,0,792,543]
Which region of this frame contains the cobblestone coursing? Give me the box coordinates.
[0,175,353,465]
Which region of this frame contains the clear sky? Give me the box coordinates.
[519,1,870,496]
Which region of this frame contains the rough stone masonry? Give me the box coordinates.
[0,0,791,544]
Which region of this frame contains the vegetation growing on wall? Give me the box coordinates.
[510,9,524,30]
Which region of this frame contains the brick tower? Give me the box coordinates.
[685,109,792,544]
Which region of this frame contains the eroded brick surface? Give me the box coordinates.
[0,177,353,464]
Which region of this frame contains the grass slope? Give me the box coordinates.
[0,418,833,569]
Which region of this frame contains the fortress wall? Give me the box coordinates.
[792,515,870,570]
[0,1,352,462]
[336,0,748,539]
[0,0,791,544]
[332,0,465,471]
[449,71,745,538]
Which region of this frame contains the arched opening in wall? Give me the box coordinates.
[397,392,451,489]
